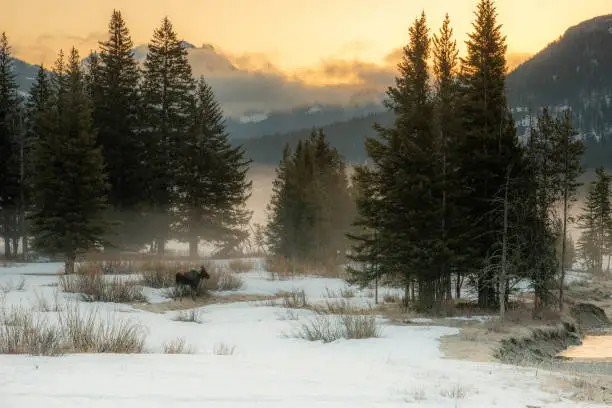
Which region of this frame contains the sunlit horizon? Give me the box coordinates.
[3,0,611,74]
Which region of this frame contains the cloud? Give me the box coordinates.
[176,45,394,117]
[13,32,106,65]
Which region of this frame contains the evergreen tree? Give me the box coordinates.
[349,12,449,310]
[141,16,194,254]
[456,0,523,308]
[523,107,561,308]
[551,109,584,310]
[175,76,252,258]
[22,64,52,258]
[89,10,147,250]
[265,144,296,260]
[431,13,464,300]
[29,48,110,274]
[576,167,611,276]
[266,130,352,270]
[0,32,24,259]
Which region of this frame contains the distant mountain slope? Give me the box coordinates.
[236,111,393,164]
[506,14,612,108]
[10,58,41,94]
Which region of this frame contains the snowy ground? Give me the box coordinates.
[0,261,603,408]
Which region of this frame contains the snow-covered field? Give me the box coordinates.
[0,261,602,408]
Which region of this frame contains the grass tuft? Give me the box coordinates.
[172,309,202,323]
[162,337,195,354]
[0,301,146,355]
[292,313,381,343]
[227,259,255,273]
[59,273,147,303]
[212,342,236,355]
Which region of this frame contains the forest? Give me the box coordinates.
[0,0,609,317]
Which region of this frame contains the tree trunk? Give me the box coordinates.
[455,271,462,299]
[64,252,76,274]
[189,236,199,259]
[499,165,511,321]
[156,238,165,255]
[559,180,569,312]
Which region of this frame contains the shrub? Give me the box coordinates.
[227,259,255,273]
[162,337,194,354]
[212,342,236,355]
[211,271,245,291]
[172,309,202,323]
[140,261,188,288]
[0,302,146,355]
[293,313,381,343]
[279,289,308,308]
[0,305,64,356]
[58,302,146,353]
[59,273,147,303]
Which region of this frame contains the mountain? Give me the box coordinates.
[240,14,612,166]
[225,102,385,140]
[236,111,393,164]
[10,58,41,96]
[10,42,384,138]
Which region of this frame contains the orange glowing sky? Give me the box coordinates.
[2,0,611,71]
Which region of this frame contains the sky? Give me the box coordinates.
[2,0,610,117]
[3,0,611,69]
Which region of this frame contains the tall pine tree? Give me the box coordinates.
[89,10,147,251]
[456,0,523,308]
[141,16,194,254]
[551,109,584,310]
[29,48,109,273]
[0,32,24,259]
[175,76,252,258]
[349,12,449,310]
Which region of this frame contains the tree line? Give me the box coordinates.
[264,0,588,317]
[0,11,252,271]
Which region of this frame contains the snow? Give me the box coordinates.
[0,261,604,408]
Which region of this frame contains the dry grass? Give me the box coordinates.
[206,270,245,291]
[0,277,26,293]
[439,383,469,400]
[172,309,202,323]
[212,342,236,355]
[567,375,611,403]
[291,313,382,343]
[59,273,147,303]
[264,256,345,280]
[278,288,309,309]
[34,290,64,312]
[140,260,201,288]
[0,301,146,355]
[75,260,139,275]
[134,293,279,313]
[162,337,195,354]
[227,259,255,273]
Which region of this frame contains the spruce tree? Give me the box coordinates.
[265,144,295,260]
[266,130,351,270]
[551,109,584,310]
[89,10,147,250]
[175,76,252,258]
[349,12,446,310]
[22,65,51,258]
[141,16,194,254]
[576,167,611,276]
[456,0,523,308]
[0,32,24,259]
[29,48,110,274]
[523,107,560,308]
[431,13,464,300]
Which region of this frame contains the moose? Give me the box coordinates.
[175,265,211,301]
